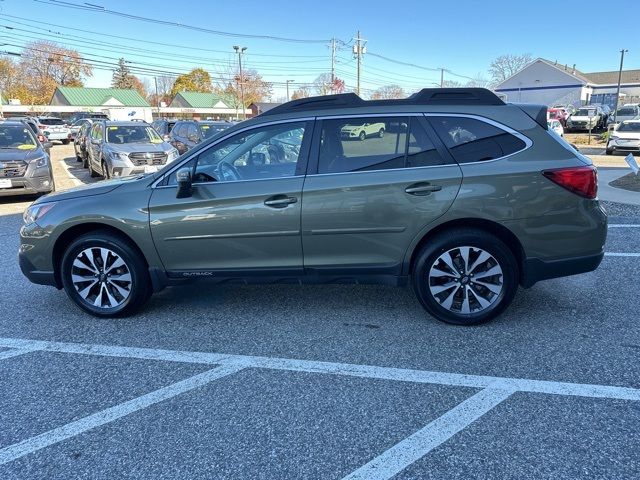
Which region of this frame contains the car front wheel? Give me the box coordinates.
[60,231,152,317]
[412,228,518,325]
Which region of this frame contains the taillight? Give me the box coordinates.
[542,165,597,199]
[37,134,46,143]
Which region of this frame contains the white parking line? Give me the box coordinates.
[0,349,33,360]
[0,337,639,401]
[0,364,244,466]
[341,388,515,480]
[57,159,83,186]
[605,252,640,257]
[608,224,640,228]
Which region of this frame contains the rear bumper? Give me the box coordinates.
[521,251,604,288]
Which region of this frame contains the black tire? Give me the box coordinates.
[412,228,518,325]
[89,159,99,177]
[82,152,89,169]
[75,150,82,162]
[62,139,70,145]
[60,231,152,318]
[359,131,366,141]
[101,160,110,179]
[605,148,613,155]
[378,128,385,138]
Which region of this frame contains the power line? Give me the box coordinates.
[34,0,332,44]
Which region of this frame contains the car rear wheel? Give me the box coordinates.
[359,131,366,141]
[412,228,518,325]
[378,128,385,138]
[60,231,152,317]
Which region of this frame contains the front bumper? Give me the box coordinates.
[18,252,57,287]
[0,175,54,197]
[607,140,640,152]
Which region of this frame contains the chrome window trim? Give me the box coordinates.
[151,117,314,188]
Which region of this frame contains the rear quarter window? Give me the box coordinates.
[428,116,527,163]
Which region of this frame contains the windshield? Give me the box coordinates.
[617,122,640,132]
[39,118,65,126]
[0,125,37,149]
[106,125,162,144]
[616,107,637,117]
[199,123,228,139]
[575,109,595,116]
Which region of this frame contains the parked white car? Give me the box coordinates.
[608,104,640,127]
[547,119,564,137]
[606,119,640,155]
[340,121,386,140]
[37,117,71,144]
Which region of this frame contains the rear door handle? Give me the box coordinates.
[405,183,442,195]
[264,195,298,208]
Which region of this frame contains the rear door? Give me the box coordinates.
[301,115,463,275]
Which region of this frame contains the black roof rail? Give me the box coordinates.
[260,88,504,117]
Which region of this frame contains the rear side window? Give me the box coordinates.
[39,118,65,126]
[428,116,526,163]
[318,117,408,174]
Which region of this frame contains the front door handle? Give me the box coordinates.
[405,183,442,196]
[264,195,298,208]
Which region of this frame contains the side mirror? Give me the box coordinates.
[176,168,193,198]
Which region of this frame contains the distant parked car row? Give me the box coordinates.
[151,119,235,154]
[548,102,640,133]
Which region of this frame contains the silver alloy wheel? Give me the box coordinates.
[71,247,132,309]
[428,246,504,315]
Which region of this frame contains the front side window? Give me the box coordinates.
[617,122,640,132]
[318,117,408,174]
[91,124,103,141]
[428,116,526,163]
[105,125,162,144]
[173,121,307,184]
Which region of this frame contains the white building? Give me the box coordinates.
[494,58,640,108]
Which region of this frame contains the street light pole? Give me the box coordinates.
[233,45,247,120]
[286,79,294,101]
[612,48,628,126]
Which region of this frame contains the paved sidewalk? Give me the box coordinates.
[596,167,640,206]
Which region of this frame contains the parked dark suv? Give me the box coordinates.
[151,119,179,143]
[19,89,607,325]
[169,120,232,154]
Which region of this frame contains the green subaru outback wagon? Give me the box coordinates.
[19,89,607,325]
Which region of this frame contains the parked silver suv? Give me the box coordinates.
[86,121,179,179]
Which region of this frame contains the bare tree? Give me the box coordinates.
[488,54,533,85]
[370,84,405,100]
[313,73,333,96]
[291,87,311,100]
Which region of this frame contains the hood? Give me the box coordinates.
[34,177,127,204]
[0,147,46,162]
[104,141,172,154]
[613,130,640,139]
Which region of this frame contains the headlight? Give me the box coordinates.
[108,151,129,162]
[32,156,48,168]
[23,202,57,224]
[167,148,179,162]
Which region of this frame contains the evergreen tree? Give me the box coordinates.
[111,58,135,89]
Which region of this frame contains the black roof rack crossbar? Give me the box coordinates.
[260,88,504,116]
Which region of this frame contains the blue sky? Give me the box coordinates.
[1,0,638,99]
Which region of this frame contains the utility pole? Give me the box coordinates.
[286,79,294,101]
[352,31,366,96]
[612,48,628,126]
[330,37,336,83]
[440,68,444,88]
[153,76,159,115]
[233,45,247,120]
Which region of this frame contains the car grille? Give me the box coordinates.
[128,152,167,166]
[0,161,28,178]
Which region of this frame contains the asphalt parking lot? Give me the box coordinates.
[0,145,639,479]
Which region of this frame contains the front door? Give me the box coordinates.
[302,115,463,275]
[149,120,312,273]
